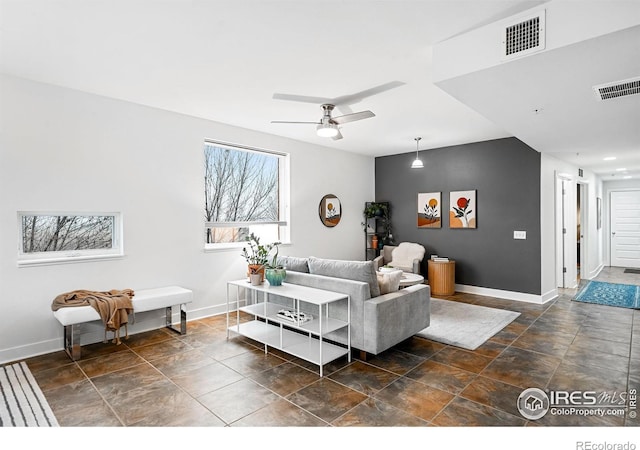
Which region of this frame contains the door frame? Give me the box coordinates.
[555,173,572,288]
[576,181,589,282]
[555,172,587,289]
[609,189,640,268]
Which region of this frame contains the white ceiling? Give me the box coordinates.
[1,0,638,180]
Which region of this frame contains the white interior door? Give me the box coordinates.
[610,190,640,268]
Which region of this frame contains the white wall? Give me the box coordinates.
[433,1,640,83]
[540,153,603,299]
[602,179,640,266]
[0,74,374,363]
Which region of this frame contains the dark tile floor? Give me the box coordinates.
[10,268,640,427]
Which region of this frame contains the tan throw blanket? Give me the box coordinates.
[51,289,135,344]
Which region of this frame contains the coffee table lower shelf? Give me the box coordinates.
[228,320,349,373]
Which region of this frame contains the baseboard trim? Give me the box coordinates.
[0,303,232,365]
[454,284,557,304]
[588,263,605,280]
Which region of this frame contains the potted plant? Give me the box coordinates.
[264,245,286,286]
[363,202,389,220]
[362,202,393,244]
[241,233,280,283]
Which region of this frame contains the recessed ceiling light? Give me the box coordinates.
[603,156,616,161]
[623,176,632,179]
[616,168,627,171]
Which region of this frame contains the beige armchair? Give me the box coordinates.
[373,242,426,274]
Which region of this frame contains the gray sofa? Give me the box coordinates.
[274,255,431,356]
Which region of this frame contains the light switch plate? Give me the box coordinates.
[514,231,527,240]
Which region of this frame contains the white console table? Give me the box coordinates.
[226,280,351,377]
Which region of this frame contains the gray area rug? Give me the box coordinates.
[0,361,59,427]
[416,298,520,350]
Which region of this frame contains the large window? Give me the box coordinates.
[18,212,123,265]
[204,140,289,248]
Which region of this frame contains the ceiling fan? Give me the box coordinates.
[270,81,405,140]
[271,103,375,140]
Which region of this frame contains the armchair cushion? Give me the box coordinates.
[389,242,425,272]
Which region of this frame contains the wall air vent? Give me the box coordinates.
[593,77,640,101]
[502,10,545,60]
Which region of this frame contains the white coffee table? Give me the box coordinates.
[226,280,351,377]
[398,272,425,288]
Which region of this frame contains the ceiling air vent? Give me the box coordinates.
[593,77,640,101]
[502,10,545,60]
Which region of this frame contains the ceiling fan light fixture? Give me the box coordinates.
[411,137,424,169]
[316,123,339,138]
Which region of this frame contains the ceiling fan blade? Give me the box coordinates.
[332,130,344,141]
[273,81,404,107]
[271,120,320,125]
[272,93,331,104]
[332,110,375,124]
[332,81,405,106]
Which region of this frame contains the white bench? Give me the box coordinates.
[53,286,193,361]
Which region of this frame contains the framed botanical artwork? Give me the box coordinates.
[318,194,341,227]
[450,190,476,228]
[417,192,441,228]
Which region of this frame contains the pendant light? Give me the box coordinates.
[411,137,424,169]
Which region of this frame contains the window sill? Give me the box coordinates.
[204,242,291,253]
[17,254,125,268]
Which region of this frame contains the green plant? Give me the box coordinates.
[267,244,283,269]
[241,233,280,267]
[363,202,389,219]
[362,202,392,239]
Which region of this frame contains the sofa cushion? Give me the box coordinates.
[276,255,309,273]
[376,269,403,294]
[308,257,380,298]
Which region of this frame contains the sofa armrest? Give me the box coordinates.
[412,259,422,274]
[373,254,384,271]
[363,284,430,354]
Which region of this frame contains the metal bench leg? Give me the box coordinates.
[165,303,187,335]
[63,324,81,361]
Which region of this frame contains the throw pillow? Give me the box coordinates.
[376,269,403,294]
[308,257,381,298]
[276,255,309,273]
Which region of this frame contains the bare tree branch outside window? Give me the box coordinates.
[204,143,280,244]
[21,215,114,253]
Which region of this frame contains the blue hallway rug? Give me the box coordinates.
[573,281,640,309]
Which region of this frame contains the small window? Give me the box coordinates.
[204,140,289,249]
[18,212,123,266]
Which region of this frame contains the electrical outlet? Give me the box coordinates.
[514,231,527,240]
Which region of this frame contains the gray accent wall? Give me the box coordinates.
[375,137,541,295]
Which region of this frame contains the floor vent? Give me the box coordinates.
[502,10,545,60]
[593,77,640,101]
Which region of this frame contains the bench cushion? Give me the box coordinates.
[132,286,192,313]
[53,286,192,326]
